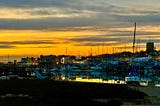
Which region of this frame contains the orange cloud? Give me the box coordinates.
[0,25,160,56]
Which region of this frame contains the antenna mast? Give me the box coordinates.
[133,22,136,55]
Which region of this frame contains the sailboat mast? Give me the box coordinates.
[133,22,136,55]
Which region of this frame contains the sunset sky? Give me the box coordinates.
[1,0,160,60]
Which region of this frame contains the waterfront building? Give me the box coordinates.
[146,42,154,54]
[21,57,37,65]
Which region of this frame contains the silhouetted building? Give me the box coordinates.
[21,57,37,65]
[146,42,154,54]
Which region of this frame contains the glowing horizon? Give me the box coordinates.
[0,25,156,57]
[0,0,160,58]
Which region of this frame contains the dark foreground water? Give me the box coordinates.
[0,80,151,106]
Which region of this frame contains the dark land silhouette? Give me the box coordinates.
[0,80,148,106]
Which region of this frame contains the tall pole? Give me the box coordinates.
[90,48,92,56]
[133,22,136,55]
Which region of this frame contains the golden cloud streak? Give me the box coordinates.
[0,7,97,19]
[0,25,159,56]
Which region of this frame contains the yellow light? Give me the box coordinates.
[76,77,103,83]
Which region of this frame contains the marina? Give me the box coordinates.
[1,0,160,105]
[0,53,160,88]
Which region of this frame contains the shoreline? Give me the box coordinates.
[0,80,154,106]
